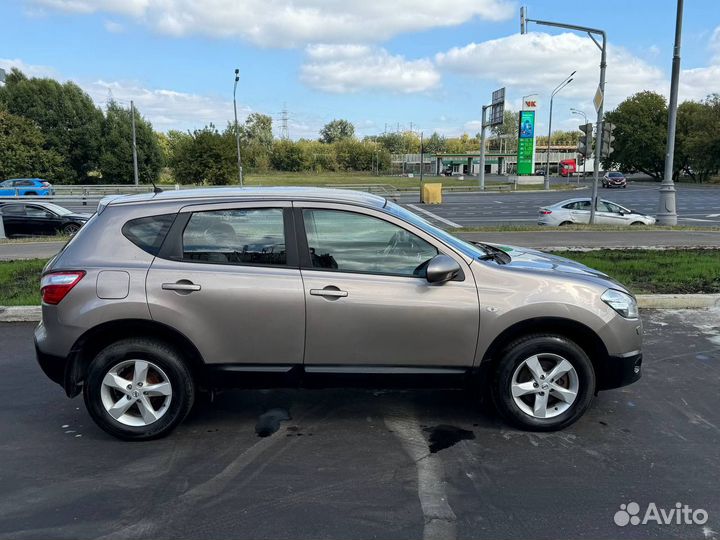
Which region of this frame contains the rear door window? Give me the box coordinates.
[182,208,287,266]
[122,214,176,256]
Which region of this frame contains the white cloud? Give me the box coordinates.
[0,57,56,78]
[103,20,124,33]
[1,57,241,132]
[436,32,667,111]
[29,0,514,47]
[300,45,440,94]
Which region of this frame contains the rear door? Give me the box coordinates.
[296,203,479,370]
[145,202,305,367]
[0,204,28,235]
[568,200,591,223]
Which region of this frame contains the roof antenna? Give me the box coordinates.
[150,180,163,194]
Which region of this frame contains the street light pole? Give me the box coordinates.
[232,68,244,186]
[521,7,606,223]
[571,108,588,181]
[130,100,139,186]
[657,0,683,225]
[545,73,575,190]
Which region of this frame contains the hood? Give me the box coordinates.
[488,243,613,279]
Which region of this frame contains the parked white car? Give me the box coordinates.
[538,198,656,226]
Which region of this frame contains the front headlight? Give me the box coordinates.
[602,289,639,319]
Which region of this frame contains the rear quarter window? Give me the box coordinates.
[122,214,176,256]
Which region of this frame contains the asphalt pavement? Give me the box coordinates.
[396,183,720,227]
[1,310,719,540]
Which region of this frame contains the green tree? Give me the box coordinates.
[169,125,235,185]
[675,95,720,182]
[98,101,162,184]
[241,113,274,149]
[0,68,104,183]
[490,110,519,152]
[271,139,306,171]
[0,110,63,180]
[319,119,355,144]
[423,132,448,154]
[604,91,668,179]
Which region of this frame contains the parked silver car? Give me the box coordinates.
[538,198,656,226]
[35,188,642,440]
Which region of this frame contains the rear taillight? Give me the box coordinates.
[40,271,85,305]
[539,210,552,215]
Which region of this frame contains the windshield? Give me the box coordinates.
[384,201,488,260]
[40,203,75,216]
[609,172,624,177]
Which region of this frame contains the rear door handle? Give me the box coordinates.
[310,288,348,298]
[162,281,201,292]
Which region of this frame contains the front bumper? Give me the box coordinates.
[597,352,642,390]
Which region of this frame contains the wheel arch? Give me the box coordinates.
[64,318,206,398]
[479,317,609,384]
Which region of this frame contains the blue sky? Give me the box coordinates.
[1,0,718,139]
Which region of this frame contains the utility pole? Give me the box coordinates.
[232,68,244,186]
[130,100,139,186]
[521,6,606,223]
[658,0,683,225]
[545,72,575,189]
[280,103,289,140]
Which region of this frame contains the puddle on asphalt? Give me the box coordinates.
[255,408,291,437]
[423,424,475,453]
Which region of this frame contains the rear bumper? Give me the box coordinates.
[597,352,642,390]
[34,337,67,387]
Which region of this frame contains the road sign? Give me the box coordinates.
[517,110,536,175]
[593,85,604,112]
[489,87,505,126]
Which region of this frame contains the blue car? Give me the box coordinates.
[0,178,55,196]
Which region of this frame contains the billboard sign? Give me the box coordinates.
[517,110,536,175]
[489,87,505,126]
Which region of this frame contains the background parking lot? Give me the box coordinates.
[1,309,719,540]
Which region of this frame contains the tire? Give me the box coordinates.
[491,334,595,431]
[62,223,81,236]
[83,338,195,440]
[559,221,573,226]
[630,221,644,226]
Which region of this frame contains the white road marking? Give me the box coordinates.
[385,414,457,540]
[407,204,462,228]
[681,218,718,222]
[707,213,720,218]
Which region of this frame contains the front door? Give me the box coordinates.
[296,204,480,369]
[146,202,305,367]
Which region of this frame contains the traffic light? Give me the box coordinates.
[577,155,584,166]
[600,122,615,158]
[576,123,593,157]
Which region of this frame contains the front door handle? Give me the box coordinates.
[162,281,201,292]
[310,288,348,298]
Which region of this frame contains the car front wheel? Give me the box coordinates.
[492,334,595,431]
[83,338,195,440]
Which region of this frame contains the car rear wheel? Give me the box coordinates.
[630,221,644,226]
[492,334,595,431]
[83,338,195,440]
[62,223,81,235]
[559,221,573,226]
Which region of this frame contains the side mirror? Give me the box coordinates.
[426,254,461,284]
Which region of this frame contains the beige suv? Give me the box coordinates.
[35,188,642,440]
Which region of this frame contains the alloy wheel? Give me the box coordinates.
[100,359,173,426]
[510,353,579,419]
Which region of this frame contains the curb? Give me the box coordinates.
[2,296,718,322]
[636,294,720,309]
